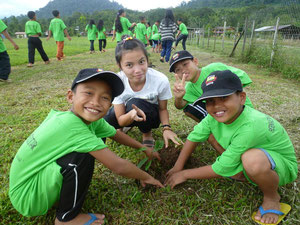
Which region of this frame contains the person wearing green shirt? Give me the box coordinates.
[134,16,149,46]
[25,11,49,67]
[112,9,136,42]
[152,20,160,53]
[169,50,253,123]
[47,10,71,61]
[166,70,297,225]
[9,68,163,225]
[85,20,97,54]
[146,22,152,47]
[96,19,107,53]
[0,19,19,82]
[174,18,189,51]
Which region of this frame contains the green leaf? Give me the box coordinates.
[137,147,147,152]
[154,140,164,151]
[137,158,148,168]
[145,160,152,171]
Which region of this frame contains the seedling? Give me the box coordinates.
[137,140,164,171]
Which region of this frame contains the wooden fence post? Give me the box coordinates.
[270,17,280,67]
[242,17,248,55]
[249,20,256,50]
[207,27,210,48]
[222,21,227,51]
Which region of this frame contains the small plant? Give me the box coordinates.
[137,140,164,171]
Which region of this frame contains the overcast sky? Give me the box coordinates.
[0,0,191,19]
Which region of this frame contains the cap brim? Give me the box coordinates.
[194,89,237,105]
[75,71,124,99]
[169,56,193,72]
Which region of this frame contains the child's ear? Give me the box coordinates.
[66,89,74,104]
[193,57,199,66]
[239,91,246,105]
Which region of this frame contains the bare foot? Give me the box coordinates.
[45,60,50,65]
[27,63,33,67]
[55,213,105,225]
[255,195,281,224]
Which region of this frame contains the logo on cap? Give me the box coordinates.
[205,75,217,86]
[172,53,179,60]
[97,68,103,72]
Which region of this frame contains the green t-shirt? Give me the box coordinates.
[152,24,159,41]
[113,17,132,42]
[9,110,116,216]
[179,23,188,35]
[25,20,42,36]
[135,23,147,44]
[85,24,97,41]
[0,19,8,53]
[184,62,253,108]
[49,18,67,41]
[187,106,297,186]
[147,26,152,40]
[97,27,106,40]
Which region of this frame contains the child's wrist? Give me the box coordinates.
[162,124,172,132]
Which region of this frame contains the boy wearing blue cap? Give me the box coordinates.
[9,68,163,225]
[165,70,297,225]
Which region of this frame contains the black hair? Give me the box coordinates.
[115,36,149,67]
[52,10,59,17]
[88,19,95,29]
[147,22,151,27]
[115,9,124,33]
[178,18,183,22]
[139,16,145,21]
[163,9,175,26]
[27,11,35,19]
[156,20,160,23]
[97,19,104,31]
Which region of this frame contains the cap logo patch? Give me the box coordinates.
[172,53,179,60]
[206,75,217,86]
[97,68,103,72]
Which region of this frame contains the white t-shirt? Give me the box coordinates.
[113,68,172,105]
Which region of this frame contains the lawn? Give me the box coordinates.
[0,41,299,224]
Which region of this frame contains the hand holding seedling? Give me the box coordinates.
[140,176,164,188]
[163,131,183,148]
[130,104,146,122]
[173,73,187,99]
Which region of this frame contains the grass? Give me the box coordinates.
[0,41,299,224]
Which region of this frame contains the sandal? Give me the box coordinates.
[142,139,155,148]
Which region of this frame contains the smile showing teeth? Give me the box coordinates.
[215,111,225,116]
[86,107,100,113]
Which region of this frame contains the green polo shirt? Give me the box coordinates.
[152,24,159,41]
[135,23,147,44]
[0,19,8,52]
[97,27,106,40]
[113,17,132,42]
[25,20,42,36]
[179,23,188,35]
[85,24,97,41]
[147,26,152,40]
[49,18,67,41]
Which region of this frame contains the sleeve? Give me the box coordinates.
[183,82,199,104]
[93,118,117,138]
[37,23,42,33]
[49,21,53,31]
[61,20,67,30]
[212,124,255,177]
[0,20,7,33]
[126,18,132,28]
[187,116,211,142]
[25,22,29,35]
[158,75,172,100]
[85,25,88,31]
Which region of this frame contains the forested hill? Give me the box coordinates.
[36,0,123,18]
[179,0,294,8]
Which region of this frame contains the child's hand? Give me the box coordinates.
[141,176,164,188]
[164,170,187,189]
[144,147,161,161]
[130,104,146,122]
[163,130,183,148]
[166,166,182,178]
[173,73,187,99]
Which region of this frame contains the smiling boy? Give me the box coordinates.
[165,70,297,225]
[9,68,163,225]
[169,50,253,122]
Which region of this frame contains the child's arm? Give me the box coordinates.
[111,129,161,160]
[1,30,19,50]
[158,99,182,148]
[173,74,188,109]
[89,148,163,187]
[46,30,52,40]
[112,29,116,41]
[165,165,221,189]
[64,28,71,41]
[114,104,146,127]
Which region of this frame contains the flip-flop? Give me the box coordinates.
[251,203,291,225]
[84,213,98,225]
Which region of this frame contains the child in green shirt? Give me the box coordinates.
[165,70,297,225]
[47,10,71,61]
[134,16,149,46]
[9,68,163,224]
[174,18,189,51]
[97,19,107,53]
[85,19,97,54]
[25,11,50,67]
[0,19,19,82]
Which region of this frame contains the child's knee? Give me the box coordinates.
[242,149,271,175]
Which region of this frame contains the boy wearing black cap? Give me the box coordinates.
[169,50,253,122]
[9,68,163,225]
[165,70,297,225]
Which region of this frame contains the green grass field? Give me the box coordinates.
[0,40,299,224]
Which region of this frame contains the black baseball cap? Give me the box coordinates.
[169,50,194,72]
[71,68,124,100]
[195,70,243,104]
